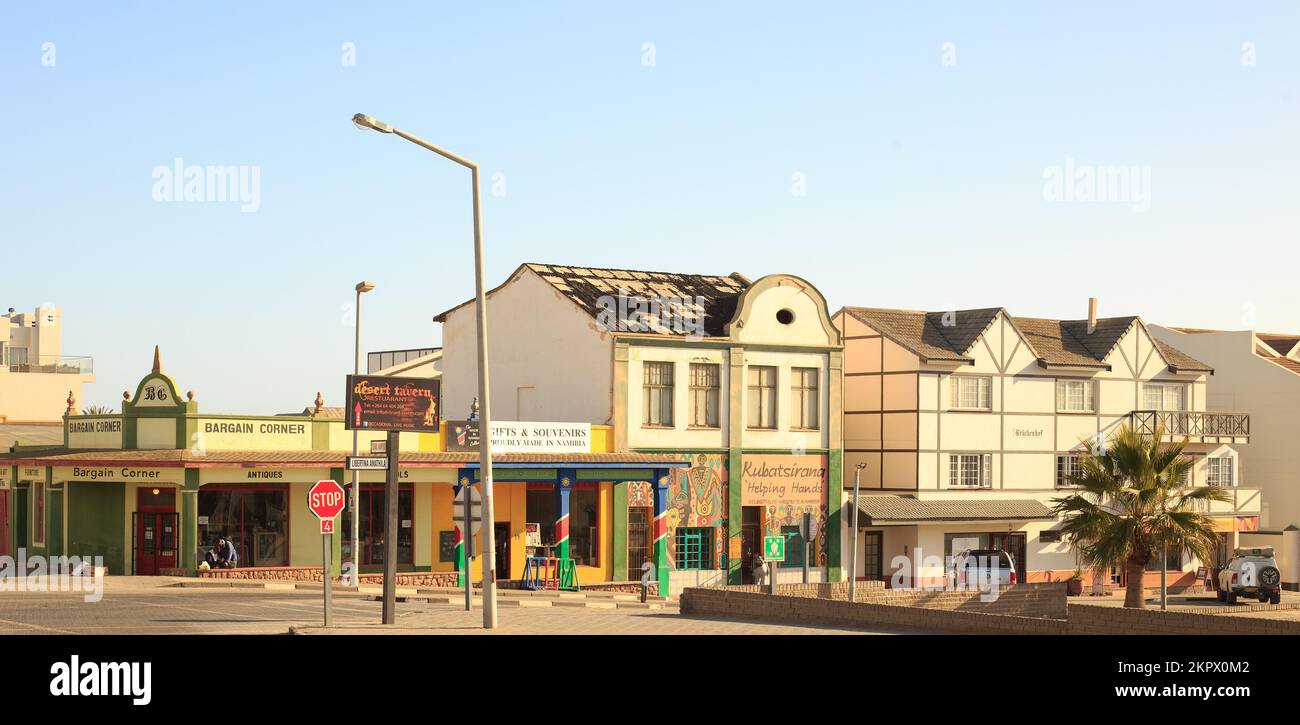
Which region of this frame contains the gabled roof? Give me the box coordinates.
[1257,333,1300,358]
[840,307,1001,364]
[842,306,1213,373]
[433,263,751,338]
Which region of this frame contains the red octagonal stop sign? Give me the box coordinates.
[308,479,346,520]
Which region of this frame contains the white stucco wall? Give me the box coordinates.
[439,268,614,424]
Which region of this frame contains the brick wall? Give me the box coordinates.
[714,580,1066,619]
[680,587,1068,634]
[1067,604,1300,635]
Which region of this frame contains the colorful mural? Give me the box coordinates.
[628,452,729,569]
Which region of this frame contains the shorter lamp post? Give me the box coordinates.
[849,462,866,602]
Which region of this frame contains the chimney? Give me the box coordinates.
[1087,298,1098,335]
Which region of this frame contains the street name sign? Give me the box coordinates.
[346,456,389,470]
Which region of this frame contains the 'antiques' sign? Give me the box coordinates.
[444,420,590,454]
[345,375,440,433]
[739,454,827,507]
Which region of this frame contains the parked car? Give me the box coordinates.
[953,548,1018,588]
[1215,547,1282,605]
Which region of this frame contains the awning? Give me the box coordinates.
[853,495,1056,525]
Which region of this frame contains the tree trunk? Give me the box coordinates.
[1124,559,1147,608]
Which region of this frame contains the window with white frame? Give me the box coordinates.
[642,361,674,427]
[790,367,819,430]
[1142,383,1185,411]
[950,376,991,410]
[1207,456,1235,487]
[688,363,720,428]
[1055,379,1095,413]
[746,366,778,429]
[1055,454,1083,487]
[948,454,992,488]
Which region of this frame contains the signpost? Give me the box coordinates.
[763,535,785,595]
[308,479,346,627]
[344,375,439,625]
[800,512,819,585]
[452,483,484,611]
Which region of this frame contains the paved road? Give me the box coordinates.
[0,587,907,635]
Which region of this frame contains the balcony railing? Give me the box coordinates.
[1129,410,1250,439]
[5,355,94,375]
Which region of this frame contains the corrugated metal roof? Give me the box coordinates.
[854,494,1056,523]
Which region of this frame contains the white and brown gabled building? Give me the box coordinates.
[835,300,1258,590]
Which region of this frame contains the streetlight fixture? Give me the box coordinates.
[849,462,866,603]
[349,280,375,586]
[351,113,500,629]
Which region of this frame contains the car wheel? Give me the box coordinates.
[1227,590,1237,604]
[1270,592,1281,605]
[1259,594,1269,603]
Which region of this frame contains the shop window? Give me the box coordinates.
[569,484,600,567]
[790,367,819,430]
[642,361,674,427]
[688,363,720,428]
[344,485,414,567]
[198,486,289,567]
[674,527,713,570]
[779,525,805,568]
[747,366,777,429]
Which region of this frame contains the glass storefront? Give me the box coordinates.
[198,485,289,567]
[342,484,413,567]
[524,482,600,566]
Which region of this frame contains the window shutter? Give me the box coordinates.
[982,454,992,487]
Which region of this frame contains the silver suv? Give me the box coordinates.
[1215,547,1282,605]
[953,548,1018,588]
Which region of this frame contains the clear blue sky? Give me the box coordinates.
[3,1,1297,413]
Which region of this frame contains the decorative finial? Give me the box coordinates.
[314,391,324,414]
[123,390,131,401]
[66,390,76,415]
[187,390,195,401]
[152,345,162,374]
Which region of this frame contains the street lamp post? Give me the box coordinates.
[351,114,500,628]
[849,462,865,603]
[350,280,375,587]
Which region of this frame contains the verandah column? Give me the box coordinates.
[181,469,199,571]
[555,469,574,561]
[653,468,669,595]
[455,468,474,588]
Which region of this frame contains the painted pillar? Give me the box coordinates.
[727,453,743,584]
[181,468,199,571]
[455,468,474,587]
[612,482,628,581]
[555,468,574,561]
[826,448,842,581]
[653,468,669,595]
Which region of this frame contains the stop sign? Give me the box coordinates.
[309,479,347,520]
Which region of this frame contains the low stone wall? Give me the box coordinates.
[680,587,1066,634]
[721,580,1066,619]
[1067,603,1300,635]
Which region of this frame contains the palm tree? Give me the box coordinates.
[1052,424,1229,608]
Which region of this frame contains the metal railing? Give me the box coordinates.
[1128,410,1250,438]
[5,355,93,375]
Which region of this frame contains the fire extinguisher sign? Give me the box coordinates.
[343,374,441,433]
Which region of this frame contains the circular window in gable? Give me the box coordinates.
[776,308,795,325]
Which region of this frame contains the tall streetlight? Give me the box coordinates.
[351,113,500,629]
[849,462,866,603]
[350,280,375,586]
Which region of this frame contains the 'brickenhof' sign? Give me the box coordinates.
[344,375,441,433]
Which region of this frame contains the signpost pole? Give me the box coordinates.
[802,512,811,585]
[382,430,399,625]
[470,165,500,630]
[323,530,332,627]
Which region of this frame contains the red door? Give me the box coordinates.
[135,488,177,575]
[0,490,9,557]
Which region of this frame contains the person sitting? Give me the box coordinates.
[204,537,239,569]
